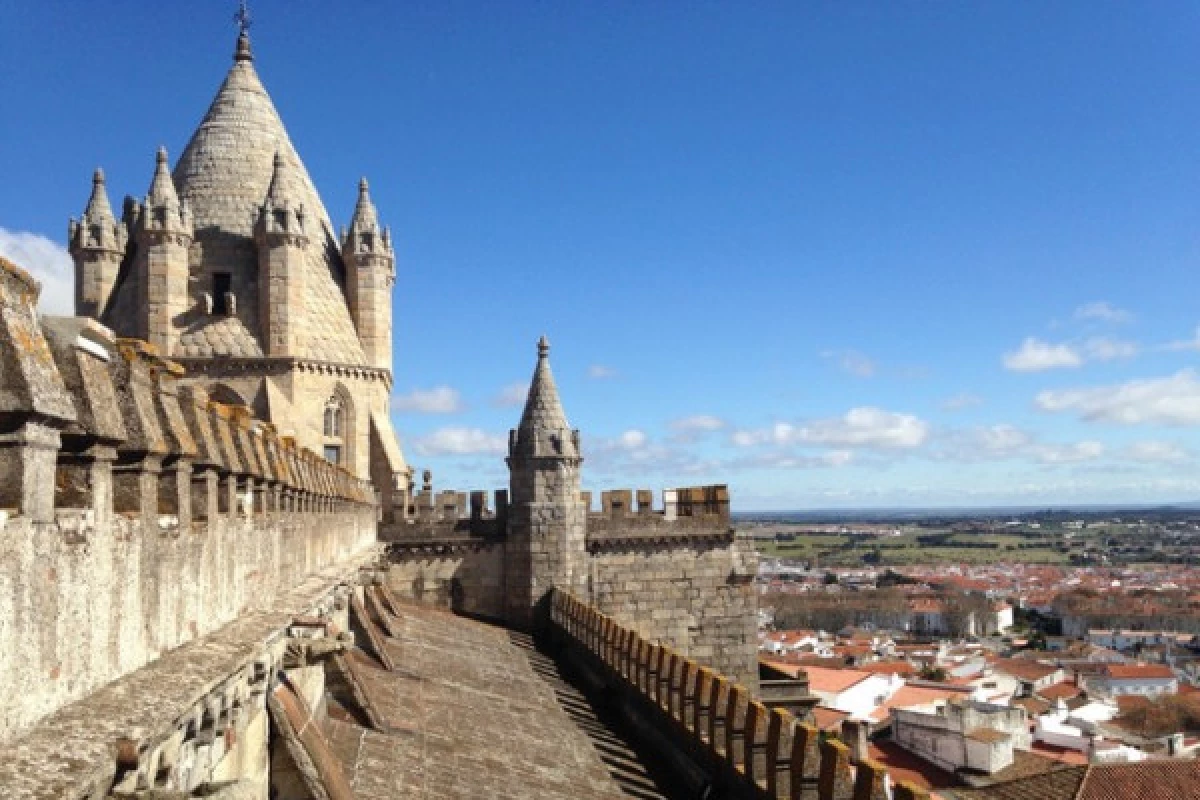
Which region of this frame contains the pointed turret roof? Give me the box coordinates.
[147,147,179,208]
[349,177,379,231]
[83,168,115,223]
[518,336,571,435]
[164,30,367,363]
[263,150,295,208]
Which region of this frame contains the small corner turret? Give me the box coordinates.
[341,177,395,374]
[70,168,128,318]
[134,147,192,354]
[256,150,309,356]
[505,336,587,629]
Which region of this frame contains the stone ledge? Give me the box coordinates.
[586,528,736,553]
[0,548,378,800]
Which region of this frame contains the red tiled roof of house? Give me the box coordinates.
[866,740,957,792]
[1101,664,1175,679]
[859,661,917,677]
[1028,741,1089,766]
[957,760,1200,800]
[1036,681,1083,701]
[801,665,874,694]
[994,658,1061,682]
[868,684,972,722]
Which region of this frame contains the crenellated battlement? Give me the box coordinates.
[584,484,732,545]
[379,470,509,544]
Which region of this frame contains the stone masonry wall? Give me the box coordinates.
[383,544,507,620]
[0,509,373,743]
[583,486,759,688]
[589,534,760,689]
[0,255,379,742]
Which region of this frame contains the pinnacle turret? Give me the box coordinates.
[147,147,179,209]
[257,150,307,240]
[342,177,390,257]
[341,175,395,372]
[69,167,125,255]
[511,336,580,461]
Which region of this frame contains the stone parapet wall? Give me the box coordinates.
[584,484,730,535]
[382,541,507,619]
[0,255,378,742]
[589,532,760,689]
[549,590,933,800]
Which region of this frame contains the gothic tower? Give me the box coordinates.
[341,178,395,374]
[68,27,412,515]
[69,168,126,318]
[506,336,587,629]
[133,147,193,353]
[255,151,308,357]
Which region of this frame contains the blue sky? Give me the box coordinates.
[3,2,1200,509]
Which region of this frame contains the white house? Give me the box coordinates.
[1085,664,1178,698]
[892,700,1030,775]
[804,666,903,720]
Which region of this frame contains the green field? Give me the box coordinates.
[754,529,1074,565]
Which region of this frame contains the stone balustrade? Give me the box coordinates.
[549,589,933,800]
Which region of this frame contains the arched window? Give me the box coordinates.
[323,399,343,438]
[322,388,353,466]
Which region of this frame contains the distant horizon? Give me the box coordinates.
[733,500,1200,517]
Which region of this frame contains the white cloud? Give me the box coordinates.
[669,415,725,436]
[392,386,463,414]
[411,427,506,456]
[1084,336,1138,361]
[975,424,1034,455]
[618,429,647,450]
[1003,337,1082,372]
[1036,370,1200,426]
[941,392,983,411]
[492,382,528,408]
[0,227,75,315]
[588,364,617,379]
[822,349,876,378]
[1124,441,1189,463]
[798,407,929,449]
[1074,301,1133,324]
[732,408,928,451]
[1033,440,1104,464]
[1163,326,1200,353]
[731,450,855,470]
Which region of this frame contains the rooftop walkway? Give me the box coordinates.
[330,599,677,799]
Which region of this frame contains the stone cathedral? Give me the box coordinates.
[68,30,411,519]
[0,20,985,800]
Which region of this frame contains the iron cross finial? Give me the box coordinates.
[234,0,252,35]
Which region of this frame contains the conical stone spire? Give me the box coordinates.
[257,150,307,240]
[350,177,379,232]
[148,147,176,205]
[70,168,125,255]
[511,336,579,460]
[84,168,115,224]
[264,151,291,206]
[168,27,368,364]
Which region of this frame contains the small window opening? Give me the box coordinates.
[212,272,232,314]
